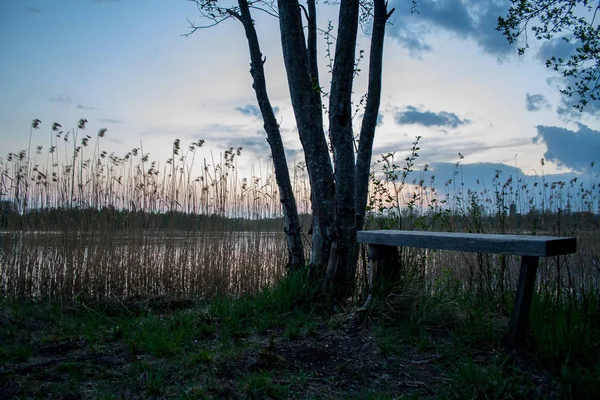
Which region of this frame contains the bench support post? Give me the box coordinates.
[358,245,399,311]
[507,255,539,348]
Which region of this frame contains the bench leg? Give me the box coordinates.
[358,245,399,311]
[507,255,539,348]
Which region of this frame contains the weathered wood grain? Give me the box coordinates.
[357,230,576,257]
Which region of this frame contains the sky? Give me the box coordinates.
[1,0,599,203]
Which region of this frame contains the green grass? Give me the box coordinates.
[2,268,599,399]
[239,371,291,399]
[440,355,535,400]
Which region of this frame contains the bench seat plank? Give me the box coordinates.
[357,230,576,257]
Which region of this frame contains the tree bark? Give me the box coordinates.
[324,0,360,300]
[356,0,392,233]
[190,0,392,301]
[277,0,335,270]
[235,0,306,270]
[354,0,393,299]
[305,1,328,268]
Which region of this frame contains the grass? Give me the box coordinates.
[1,267,597,399]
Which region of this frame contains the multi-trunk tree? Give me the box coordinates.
[187,0,394,301]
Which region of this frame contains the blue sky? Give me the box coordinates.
[1,0,599,196]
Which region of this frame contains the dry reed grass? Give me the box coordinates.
[1,119,311,299]
[1,121,599,302]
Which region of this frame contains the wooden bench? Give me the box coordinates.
[357,230,577,348]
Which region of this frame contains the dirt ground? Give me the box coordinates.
[0,302,562,400]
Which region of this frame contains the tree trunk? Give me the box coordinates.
[354,1,394,300]
[356,0,393,232]
[305,1,328,268]
[277,0,335,271]
[324,0,360,300]
[235,0,306,270]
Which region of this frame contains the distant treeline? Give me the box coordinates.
[0,201,311,232]
[1,200,597,233]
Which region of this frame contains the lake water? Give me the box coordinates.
[0,230,289,298]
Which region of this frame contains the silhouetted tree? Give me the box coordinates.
[187,0,394,300]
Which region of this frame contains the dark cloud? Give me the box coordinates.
[420,162,590,205]
[77,104,98,111]
[536,37,578,64]
[391,30,432,57]
[534,38,600,118]
[99,118,123,124]
[427,162,521,189]
[395,106,471,128]
[525,93,549,112]
[230,136,270,155]
[235,104,280,118]
[370,159,590,213]
[533,123,599,172]
[49,96,72,104]
[25,6,41,13]
[236,105,261,118]
[556,75,600,119]
[388,0,513,58]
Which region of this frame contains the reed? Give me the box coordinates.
[0,119,312,299]
[366,137,599,299]
[1,121,598,306]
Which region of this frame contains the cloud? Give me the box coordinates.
[25,6,41,13]
[533,38,600,118]
[427,161,521,189]
[195,123,249,138]
[235,104,280,118]
[536,37,578,64]
[373,136,530,166]
[235,105,261,118]
[533,123,599,172]
[49,96,72,104]
[394,106,471,128]
[420,162,590,202]
[525,93,549,112]
[77,104,98,111]
[370,158,591,212]
[556,75,600,119]
[99,118,123,124]
[284,148,303,161]
[388,0,513,58]
[226,135,270,156]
